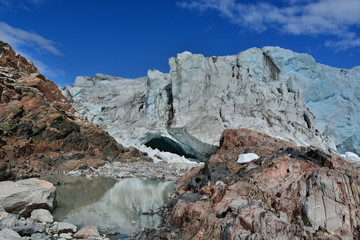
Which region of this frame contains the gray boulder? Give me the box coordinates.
[0,228,22,240]
[0,205,8,221]
[31,233,50,240]
[30,209,54,223]
[0,178,56,217]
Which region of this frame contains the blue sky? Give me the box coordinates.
[0,0,359,86]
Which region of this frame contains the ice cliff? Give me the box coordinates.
[63,47,360,161]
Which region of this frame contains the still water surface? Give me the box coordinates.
[43,175,175,235]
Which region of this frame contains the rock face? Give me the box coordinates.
[64,47,343,162]
[0,178,56,217]
[158,129,360,240]
[0,41,149,179]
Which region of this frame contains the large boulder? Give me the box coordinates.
[0,178,56,217]
[160,129,360,240]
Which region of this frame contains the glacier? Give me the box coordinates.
[63,47,360,162]
[263,47,360,154]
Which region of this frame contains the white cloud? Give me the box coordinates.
[178,0,360,50]
[0,22,63,78]
[0,22,61,56]
[325,37,360,51]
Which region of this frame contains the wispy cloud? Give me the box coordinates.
[0,0,47,11]
[0,22,62,55]
[325,37,360,51]
[178,0,360,50]
[0,0,46,6]
[0,22,63,77]
[0,0,11,7]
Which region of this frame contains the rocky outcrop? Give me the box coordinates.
[64,48,338,162]
[151,129,360,240]
[0,178,56,217]
[0,41,150,179]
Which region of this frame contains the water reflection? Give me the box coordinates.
[51,177,174,235]
[44,175,117,218]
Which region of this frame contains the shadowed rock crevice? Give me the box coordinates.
[164,83,174,127]
[303,112,312,129]
[263,52,280,81]
[285,147,334,168]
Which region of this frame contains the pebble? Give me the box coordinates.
[56,222,77,234]
[59,233,73,239]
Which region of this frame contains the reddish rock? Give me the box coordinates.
[0,41,150,179]
[74,226,100,238]
[163,129,360,240]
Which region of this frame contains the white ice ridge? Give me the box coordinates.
[263,47,360,155]
[63,47,360,163]
[340,152,360,163]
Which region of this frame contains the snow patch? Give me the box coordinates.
[237,153,260,164]
[340,152,360,163]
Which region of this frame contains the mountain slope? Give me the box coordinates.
[0,41,148,180]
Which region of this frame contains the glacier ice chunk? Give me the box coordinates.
[341,152,360,162]
[237,153,260,164]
